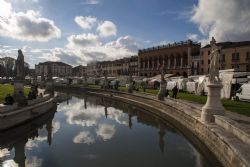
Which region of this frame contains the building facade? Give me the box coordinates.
[72,65,87,77]
[35,61,72,77]
[86,56,138,77]
[138,40,200,77]
[200,41,250,74]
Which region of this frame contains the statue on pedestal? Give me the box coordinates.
[201,37,225,123]
[16,50,25,81]
[157,68,166,100]
[13,49,27,106]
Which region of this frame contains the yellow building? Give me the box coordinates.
[200,41,250,74]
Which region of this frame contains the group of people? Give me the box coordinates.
[4,85,41,106]
[28,85,40,100]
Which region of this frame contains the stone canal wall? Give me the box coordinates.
[0,95,56,131]
[72,88,250,167]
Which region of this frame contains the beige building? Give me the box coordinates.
[86,56,138,77]
[35,61,72,77]
[138,40,200,77]
[72,65,87,77]
[200,41,250,74]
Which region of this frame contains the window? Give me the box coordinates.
[232,52,240,61]
[222,54,226,62]
[201,60,204,65]
[246,52,250,60]
[208,51,210,55]
[208,60,210,64]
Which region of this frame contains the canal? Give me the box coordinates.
[0,94,221,167]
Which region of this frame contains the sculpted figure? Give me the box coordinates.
[208,37,220,84]
[16,50,25,80]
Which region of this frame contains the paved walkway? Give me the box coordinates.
[132,91,250,135]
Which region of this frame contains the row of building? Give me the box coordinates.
[35,39,250,78]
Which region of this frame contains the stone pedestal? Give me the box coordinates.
[201,83,225,123]
[45,81,54,95]
[13,80,27,106]
[128,83,133,93]
[157,81,166,101]
[103,79,109,89]
[13,81,24,97]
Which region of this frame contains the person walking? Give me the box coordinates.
[172,85,178,99]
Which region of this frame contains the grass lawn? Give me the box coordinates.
[0,84,30,103]
[117,86,250,117]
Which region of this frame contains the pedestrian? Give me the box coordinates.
[4,94,15,105]
[165,89,169,97]
[172,85,178,99]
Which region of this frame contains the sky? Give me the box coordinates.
[0,0,250,68]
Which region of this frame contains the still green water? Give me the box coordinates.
[0,95,221,167]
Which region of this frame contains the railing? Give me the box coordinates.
[138,40,201,53]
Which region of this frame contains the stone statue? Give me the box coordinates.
[16,49,25,80]
[208,37,220,84]
[201,37,225,123]
[161,69,165,82]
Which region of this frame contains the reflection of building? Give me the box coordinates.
[72,65,87,77]
[86,56,138,77]
[200,41,250,74]
[35,61,72,77]
[138,40,200,77]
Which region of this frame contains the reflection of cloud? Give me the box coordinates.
[26,121,60,150]
[0,148,10,160]
[96,124,116,141]
[26,156,43,167]
[63,98,104,127]
[73,131,95,144]
[107,107,128,125]
[2,156,43,167]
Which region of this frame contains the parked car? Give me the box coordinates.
[235,82,250,102]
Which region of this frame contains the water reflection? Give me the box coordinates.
[0,94,221,167]
[0,107,57,167]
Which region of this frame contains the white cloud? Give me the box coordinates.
[0,0,12,17]
[97,21,117,37]
[73,131,95,144]
[75,16,97,30]
[96,123,116,141]
[67,33,101,48]
[105,35,138,52]
[187,33,199,41]
[0,1,61,42]
[191,0,250,43]
[82,0,99,5]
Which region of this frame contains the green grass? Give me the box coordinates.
[0,84,30,103]
[117,86,250,116]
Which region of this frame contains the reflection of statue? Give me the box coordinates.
[14,138,27,167]
[16,49,25,80]
[46,119,53,146]
[158,124,165,154]
[208,37,220,84]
